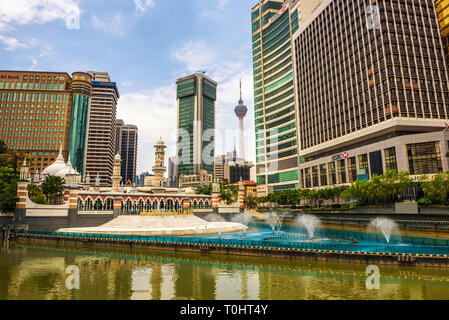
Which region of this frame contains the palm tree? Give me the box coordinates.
[41,175,66,205]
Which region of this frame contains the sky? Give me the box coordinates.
[0,0,259,174]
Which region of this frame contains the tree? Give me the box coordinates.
[0,167,18,213]
[220,183,238,205]
[0,140,7,154]
[421,172,449,205]
[244,196,258,210]
[0,149,26,176]
[195,184,212,195]
[28,184,48,205]
[41,175,66,205]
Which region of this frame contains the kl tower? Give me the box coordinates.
[234,80,248,160]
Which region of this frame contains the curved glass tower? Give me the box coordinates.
[67,72,92,175]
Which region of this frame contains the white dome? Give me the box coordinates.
[55,157,77,178]
[115,154,121,160]
[43,147,67,176]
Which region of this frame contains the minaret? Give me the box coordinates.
[112,154,122,192]
[234,80,248,160]
[152,137,167,192]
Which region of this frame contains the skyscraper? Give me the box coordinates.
[293,0,449,188]
[234,80,248,160]
[118,122,138,185]
[251,0,323,195]
[85,71,119,185]
[176,72,217,179]
[436,0,449,62]
[115,119,124,155]
[167,155,178,187]
[0,70,92,175]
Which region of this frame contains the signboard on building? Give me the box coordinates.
[331,152,349,161]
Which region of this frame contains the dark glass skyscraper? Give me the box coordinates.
[176,73,217,179]
[117,122,138,185]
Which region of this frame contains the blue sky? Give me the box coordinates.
[0,0,258,174]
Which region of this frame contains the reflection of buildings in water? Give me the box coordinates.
[74,257,133,300]
[214,269,259,300]
[173,264,217,300]
[131,263,177,300]
[7,257,69,300]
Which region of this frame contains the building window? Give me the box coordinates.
[407,142,443,175]
[328,162,336,185]
[304,168,311,188]
[358,154,370,179]
[338,159,346,184]
[384,147,398,172]
[348,157,357,183]
[319,164,327,186]
[312,166,319,187]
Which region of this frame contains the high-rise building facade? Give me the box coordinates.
[251,0,323,195]
[176,72,217,179]
[167,156,178,187]
[436,0,449,62]
[85,71,119,185]
[115,119,124,156]
[293,0,449,188]
[0,70,92,175]
[118,122,138,185]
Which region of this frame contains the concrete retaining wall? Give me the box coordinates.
[13,233,449,269]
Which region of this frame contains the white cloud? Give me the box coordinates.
[134,0,155,13]
[92,13,127,36]
[171,41,216,73]
[218,0,229,10]
[0,0,79,28]
[0,0,79,51]
[0,34,28,51]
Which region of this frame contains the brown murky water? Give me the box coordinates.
[1,240,449,300]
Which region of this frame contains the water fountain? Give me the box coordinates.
[231,213,253,238]
[267,212,282,234]
[368,218,399,244]
[294,214,321,239]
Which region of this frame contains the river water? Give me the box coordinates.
[1,240,449,300]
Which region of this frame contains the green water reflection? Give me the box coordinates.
[1,241,449,300]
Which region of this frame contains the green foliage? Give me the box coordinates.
[195,184,212,195]
[421,172,449,206]
[0,166,19,213]
[0,181,18,213]
[446,151,449,158]
[0,148,26,176]
[341,170,413,205]
[257,186,348,207]
[0,140,7,154]
[28,184,48,205]
[244,195,258,209]
[418,197,432,206]
[41,175,66,204]
[220,183,238,205]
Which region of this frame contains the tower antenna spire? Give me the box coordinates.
[239,79,242,101]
